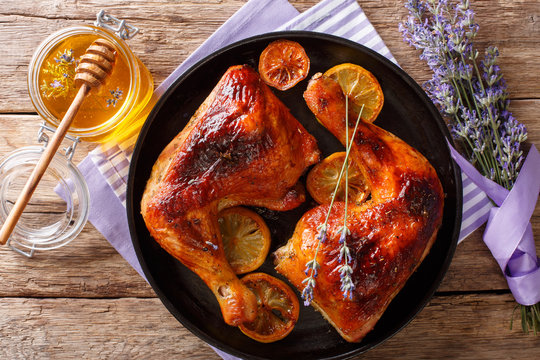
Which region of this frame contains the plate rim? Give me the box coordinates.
[126,30,463,360]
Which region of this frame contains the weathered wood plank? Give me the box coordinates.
[365,293,540,360]
[0,0,538,112]
[0,224,153,298]
[0,294,537,359]
[0,297,219,360]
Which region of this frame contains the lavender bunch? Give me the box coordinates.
[400,0,526,189]
[301,100,363,306]
[400,0,536,334]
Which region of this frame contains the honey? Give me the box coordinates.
[28,25,153,143]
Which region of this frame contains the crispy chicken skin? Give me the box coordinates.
[274,74,444,342]
[141,65,320,326]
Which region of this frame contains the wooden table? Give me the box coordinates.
[0,1,538,358]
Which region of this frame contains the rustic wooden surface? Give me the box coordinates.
[0,0,539,359]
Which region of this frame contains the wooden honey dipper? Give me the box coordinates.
[0,38,117,245]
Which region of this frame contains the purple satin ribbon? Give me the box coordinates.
[448,142,540,306]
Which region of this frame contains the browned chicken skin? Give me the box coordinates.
[141,65,319,326]
[274,74,444,342]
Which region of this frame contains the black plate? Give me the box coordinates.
[127,31,462,360]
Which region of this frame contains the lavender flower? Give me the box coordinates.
[301,232,322,306]
[304,259,320,277]
[339,264,355,300]
[400,0,527,188]
[107,87,124,107]
[49,80,64,89]
[301,277,316,306]
[317,225,328,243]
[400,0,533,333]
[337,227,355,300]
[54,49,75,64]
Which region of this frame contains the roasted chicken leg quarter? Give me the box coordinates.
[274,74,444,342]
[141,65,320,326]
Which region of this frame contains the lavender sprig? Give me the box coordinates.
[400,0,534,334]
[40,48,78,99]
[301,99,364,306]
[336,97,355,300]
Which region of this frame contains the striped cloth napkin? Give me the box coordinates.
[77,0,493,357]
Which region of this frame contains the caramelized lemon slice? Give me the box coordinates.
[307,152,370,205]
[324,63,384,123]
[218,207,271,274]
[239,273,300,343]
[259,39,310,91]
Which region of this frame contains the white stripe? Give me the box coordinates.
[116,188,127,201]
[349,24,375,43]
[363,36,381,48]
[333,11,367,37]
[117,164,130,182]
[460,201,493,229]
[313,2,359,33]
[281,0,344,30]
[97,160,113,175]
[98,141,117,154]
[462,180,476,194]
[378,46,391,57]
[462,191,488,213]
[119,133,138,152]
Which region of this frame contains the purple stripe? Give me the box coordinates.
[284,0,349,29]
[301,17,331,31]
[319,8,364,35]
[355,29,379,47]
[462,185,483,203]
[92,153,109,168]
[370,40,386,52]
[112,157,130,173]
[459,212,490,240]
[102,166,118,180]
[125,143,134,155]
[340,17,372,40]
[463,196,492,219]
[110,176,126,190]
[462,176,472,189]
[98,145,122,160]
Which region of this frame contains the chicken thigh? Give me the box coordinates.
[141,65,320,326]
[274,74,444,342]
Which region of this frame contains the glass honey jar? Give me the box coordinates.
[27,19,153,143]
[0,12,153,256]
[0,129,90,256]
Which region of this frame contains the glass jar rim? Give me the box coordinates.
[27,25,141,139]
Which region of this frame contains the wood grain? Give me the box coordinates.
[0,0,538,112]
[0,0,539,359]
[0,294,537,359]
